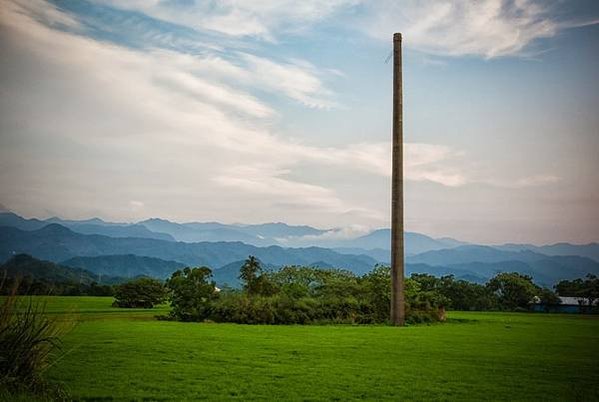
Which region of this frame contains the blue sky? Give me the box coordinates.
[0,0,597,244]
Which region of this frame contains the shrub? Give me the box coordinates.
[113,277,166,308]
[0,279,72,399]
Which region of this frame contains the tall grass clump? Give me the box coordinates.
[0,277,73,399]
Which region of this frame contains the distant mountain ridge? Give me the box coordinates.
[406,245,548,266]
[344,229,469,255]
[0,212,468,254]
[1,211,598,287]
[0,224,378,274]
[495,242,599,263]
[405,246,599,286]
[0,212,174,241]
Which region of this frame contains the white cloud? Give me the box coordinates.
[93,0,359,40]
[404,143,559,188]
[361,0,599,58]
[90,0,598,59]
[483,174,561,188]
[213,164,348,211]
[405,143,467,187]
[276,224,371,245]
[241,54,338,109]
[515,175,560,187]
[5,0,82,29]
[129,200,144,210]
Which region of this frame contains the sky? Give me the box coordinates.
[0,0,598,245]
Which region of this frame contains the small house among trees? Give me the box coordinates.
[532,296,598,314]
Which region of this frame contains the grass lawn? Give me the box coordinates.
[31,297,599,401]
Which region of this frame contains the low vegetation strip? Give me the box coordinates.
[33,297,599,401]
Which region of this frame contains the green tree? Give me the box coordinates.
[239,256,278,296]
[442,276,497,311]
[113,277,166,308]
[360,265,391,322]
[167,267,216,321]
[555,278,585,296]
[239,256,261,295]
[486,272,537,311]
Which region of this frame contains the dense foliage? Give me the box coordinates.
[0,277,115,296]
[163,257,573,325]
[113,278,167,308]
[411,274,497,311]
[486,272,539,310]
[164,259,446,324]
[166,267,218,321]
[411,272,562,312]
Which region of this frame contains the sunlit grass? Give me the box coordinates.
[32,297,599,401]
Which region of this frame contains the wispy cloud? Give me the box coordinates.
[241,54,338,109]
[363,0,564,58]
[484,174,562,188]
[92,0,360,41]
[275,225,372,246]
[213,164,349,212]
[6,0,82,29]
[90,0,599,59]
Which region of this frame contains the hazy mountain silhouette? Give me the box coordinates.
[0,212,174,241]
[1,212,598,286]
[0,224,377,274]
[496,242,599,262]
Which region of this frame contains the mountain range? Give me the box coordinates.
[0,212,466,254]
[1,211,598,287]
[0,224,378,275]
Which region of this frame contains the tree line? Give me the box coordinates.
[113,256,597,324]
[0,276,114,297]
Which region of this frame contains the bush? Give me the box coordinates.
[113,277,166,308]
[0,280,72,399]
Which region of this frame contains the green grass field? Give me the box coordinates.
[24,297,599,401]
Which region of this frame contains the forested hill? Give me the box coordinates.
[62,254,186,279]
[0,254,123,285]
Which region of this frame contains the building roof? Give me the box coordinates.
[559,296,598,306]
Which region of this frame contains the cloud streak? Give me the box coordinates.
[90,0,599,58]
[93,0,359,41]
[363,0,563,58]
